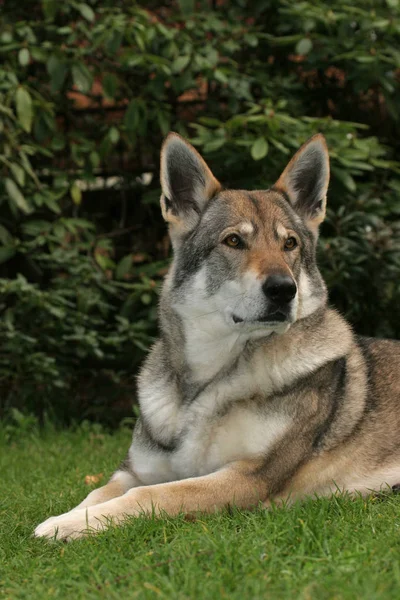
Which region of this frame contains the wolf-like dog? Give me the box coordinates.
[35,133,400,540]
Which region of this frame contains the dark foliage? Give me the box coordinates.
[1,0,400,424]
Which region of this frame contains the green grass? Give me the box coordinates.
[2,424,400,599]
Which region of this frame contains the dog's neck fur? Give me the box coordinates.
[158,273,335,398]
[161,296,247,386]
[138,268,352,448]
[157,257,331,391]
[158,266,264,388]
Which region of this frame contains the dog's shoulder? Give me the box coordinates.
[356,335,400,400]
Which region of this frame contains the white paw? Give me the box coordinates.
[34,509,107,541]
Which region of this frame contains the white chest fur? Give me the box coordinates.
[171,403,290,479]
[132,307,350,486]
[131,362,291,485]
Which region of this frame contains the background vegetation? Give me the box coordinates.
[1,0,400,424]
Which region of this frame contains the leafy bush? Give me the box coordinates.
[1,0,400,423]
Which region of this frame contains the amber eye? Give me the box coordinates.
[224,234,243,248]
[284,236,297,251]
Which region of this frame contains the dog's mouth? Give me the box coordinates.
[232,310,288,325]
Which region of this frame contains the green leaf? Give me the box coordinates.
[332,168,356,192]
[106,31,123,55]
[103,74,118,99]
[124,100,139,132]
[18,48,30,66]
[109,127,120,144]
[34,111,55,143]
[15,87,33,133]
[295,38,313,55]
[157,111,170,136]
[1,31,13,43]
[372,19,390,28]
[203,138,225,152]
[116,255,132,280]
[177,0,194,15]
[251,137,269,161]
[95,253,115,271]
[0,247,16,264]
[70,183,82,205]
[10,163,25,187]
[355,56,375,63]
[244,33,258,47]
[51,133,66,151]
[141,293,152,305]
[5,178,30,213]
[22,220,51,236]
[57,26,73,35]
[303,18,316,33]
[19,151,40,187]
[78,3,95,22]
[172,55,191,73]
[42,196,61,214]
[30,47,46,62]
[0,224,13,245]
[215,69,228,84]
[72,63,93,93]
[47,55,68,92]
[42,0,58,20]
[270,138,290,154]
[90,151,100,168]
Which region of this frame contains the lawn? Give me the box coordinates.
[1,423,400,600]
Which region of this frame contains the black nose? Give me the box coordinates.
[262,274,297,305]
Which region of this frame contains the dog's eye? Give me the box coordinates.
[223,234,243,248]
[284,237,297,251]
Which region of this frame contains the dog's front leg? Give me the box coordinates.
[34,459,267,540]
[34,469,140,538]
[72,470,140,511]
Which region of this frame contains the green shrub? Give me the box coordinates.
[1,0,400,423]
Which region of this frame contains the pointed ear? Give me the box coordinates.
[274,134,330,235]
[160,133,221,233]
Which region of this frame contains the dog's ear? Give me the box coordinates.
[160,133,221,233]
[274,134,329,235]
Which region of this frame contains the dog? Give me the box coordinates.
[35,132,400,540]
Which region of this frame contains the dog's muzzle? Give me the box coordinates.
[232,274,297,325]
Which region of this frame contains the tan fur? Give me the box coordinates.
[34,460,267,540]
[246,250,291,280]
[72,473,138,510]
[117,459,267,516]
[223,192,300,279]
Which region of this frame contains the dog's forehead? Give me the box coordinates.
[206,189,295,229]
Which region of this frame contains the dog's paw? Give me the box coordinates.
[34,509,105,541]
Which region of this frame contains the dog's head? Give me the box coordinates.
[160,133,329,338]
